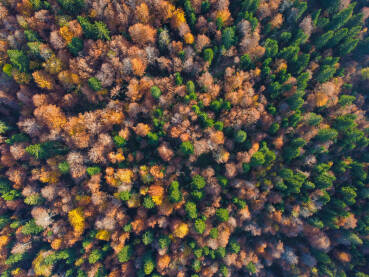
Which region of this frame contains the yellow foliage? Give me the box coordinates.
[149,185,164,205]
[184,33,194,44]
[75,257,84,266]
[315,92,328,107]
[0,235,9,248]
[131,58,146,76]
[68,208,85,235]
[127,193,140,208]
[216,10,231,24]
[140,186,149,195]
[58,70,80,87]
[32,70,54,90]
[136,3,150,24]
[33,251,53,277]
[96,230,110,241]
[12,69,31,84]
[39,169,60,184]
[116,168,134,185]
[150,165,164,179]
[51,238,62,250]
[173,222,189,238]
[43,55,63,75]
[171,9,186,28]
[59,25,73,43]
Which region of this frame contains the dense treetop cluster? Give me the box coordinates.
[1,0,369,276]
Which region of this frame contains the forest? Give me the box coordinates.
[1,0,369,276]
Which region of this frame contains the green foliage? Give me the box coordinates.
[216,208,229,222]
[250,151,265,167]
[194,218,206,234]
[58,161,70,174]
[229,239,240,254]
[88,77,102,91]
[24,30,40,42]
[21,219,43,235]
[117,245,133,263]
[327,4,354,31]
[307,113,323,127]
[220,265,229,277]
[151,86,162,99]
[240,54,254,70]
[315,128,338,142]
[143,196,156,209]
[191,175,206,190]
[180,141,194,155]
[186,81,195,94]
[222,27,236,49]
[113,135,126,147]
[24,194,44,205]
[245,262,257,273]
[0,179,20,201]
[315,31,334,49]
[210,228,218,239]
[203,48,214,64]
[185,201,198,219]
[5,253,25,265]
[158,235,171,249]
[174,72,183,85]
[58,0,84,15]
[68,37,84,56]
[94,21,110,40]
[87,166,101,176]
[7,50,29,72]
[169,181,182,203]
[89,249,103,264]
[143,255,155,275]
[235,130,247,143]
[264,39,279,58]
[142,230,154,245]
[26,141,64,160]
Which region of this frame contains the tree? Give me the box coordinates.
[216,208,229,222]
[240,54,254,70]
[94,21,111,41]
[203,48,214,64]
[194,219,206,234]
[169,181,182,203]
[118,245,133,263]
[151,86,162,99]
[143,255,155,275]
[68,37,84,56]
[222,27,236,50]
[21,219,43,235]
[57,161,69,175]
[327,4,354,31]
[191,175,206,190]
[78,16,97,39]
[315,31,334,49]
[250,151,265,167]
[264,39,279,58]
[142,230,154,245]
[185,201,198,219]
[89,249,103,264]
[315,128,338,142]
[235,130,247,143]
[339,38,359,56]
[58,0,84,15]
[87,166,101,176]
[88,77,101,91]
[7,50,29,72]
[180,141,194,155]
[316,65,336,83]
